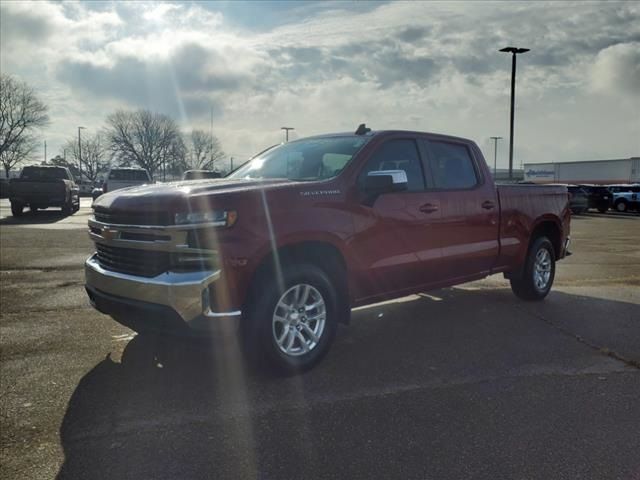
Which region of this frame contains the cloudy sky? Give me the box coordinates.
[1,0,639,170]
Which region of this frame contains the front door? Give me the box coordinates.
[350,138,443,301]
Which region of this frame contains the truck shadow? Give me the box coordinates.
[0,209,70,225]
[56,288,640,480]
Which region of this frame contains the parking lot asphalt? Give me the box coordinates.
[1,205,639,479]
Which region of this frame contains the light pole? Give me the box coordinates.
[78,126,86,183]
[499,46,529,180]
[490,136,502,175]
[281,127,294,142]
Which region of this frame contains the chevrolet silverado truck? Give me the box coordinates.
[85,127,571,373]
[9,165,80,216]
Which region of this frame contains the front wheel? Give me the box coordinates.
[242,264,338,375]
[510,236,556,301]
[11,202,24,217]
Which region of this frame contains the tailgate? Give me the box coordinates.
[10,181,65,199]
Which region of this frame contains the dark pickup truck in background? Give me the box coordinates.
[9,166,80,217]
[85,128,571,373]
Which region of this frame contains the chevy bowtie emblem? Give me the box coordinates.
[101,227,119,241]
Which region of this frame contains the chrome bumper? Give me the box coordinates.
[85,254,240,326]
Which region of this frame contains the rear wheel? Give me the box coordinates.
[11,202,24,217]
[614,199,628,213]
[242,263,338,375]
[61,198,73,216]
[510,236,555,301]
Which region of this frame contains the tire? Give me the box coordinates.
[241,263,338,375]
[10,202,24,217]
[30,205,40,213]
[61,198,73,216]
[597,207,608,213]
[510,236,556,301]
[614,200,627,213]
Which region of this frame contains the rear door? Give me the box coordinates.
[351,137,443,299]
[422,138,500,280]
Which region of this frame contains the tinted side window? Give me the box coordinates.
[109,170,149,181]
[428,141,478,190]
[134,170,150,181]
[359,139,426,192]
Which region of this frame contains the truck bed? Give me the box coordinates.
[496,184,570,269]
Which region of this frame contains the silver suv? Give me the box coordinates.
[103,168,151,194]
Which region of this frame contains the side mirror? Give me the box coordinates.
[364,170,408,194]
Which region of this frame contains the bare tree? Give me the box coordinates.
[62,133,108,183]
[105,109,184,179]
[187,129,225,170]
[0,74,49,175]
[0,133,37,178]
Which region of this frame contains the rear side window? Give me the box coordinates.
[427,141,478,190]
[359,139,426,192]
[21,167,68,180]
[109,170,149,181]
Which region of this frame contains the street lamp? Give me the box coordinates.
[78,126,86,183]
[490,136,502,175]
[499,46,529,180]
[281,126,294,142]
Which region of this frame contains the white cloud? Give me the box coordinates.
[590,42,640,96]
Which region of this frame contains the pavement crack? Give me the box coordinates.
[519,305,640,370]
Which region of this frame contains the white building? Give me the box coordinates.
[523,157,640,184]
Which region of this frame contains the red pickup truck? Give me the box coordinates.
[85,127,571,373]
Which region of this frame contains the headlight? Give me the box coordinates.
[174,210,237,227]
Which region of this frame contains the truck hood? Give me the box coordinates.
[93,177,294,212]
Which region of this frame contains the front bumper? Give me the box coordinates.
[85,254,241,330]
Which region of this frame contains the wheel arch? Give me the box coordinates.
[245,238,351,324]
[529,217,562,260]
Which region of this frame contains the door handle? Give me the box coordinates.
[419,203,439,213]
[481,201,495,210]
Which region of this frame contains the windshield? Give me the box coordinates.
[228,136,369,181]
[20,167,68,180]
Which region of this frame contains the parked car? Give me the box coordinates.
[567,185,589,214]
[103,168,151,194]
[607,184,640,212]
[578,185,611,213]
[9,165,79,217]
[182,170,222,180]
[91,187,104,201]
[0,178,9,198]
[85,127,571,373]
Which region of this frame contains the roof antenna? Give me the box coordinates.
[355,123,371,135]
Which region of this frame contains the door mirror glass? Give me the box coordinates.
[364,170,408,194]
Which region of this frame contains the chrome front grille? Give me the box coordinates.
[95,243,170,277]
[93,207,171,226]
